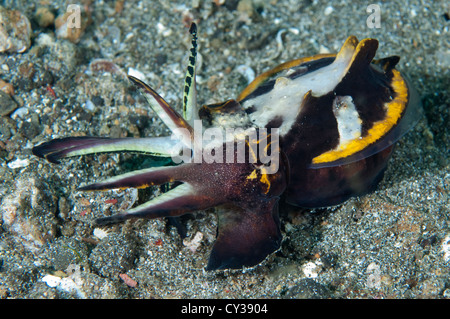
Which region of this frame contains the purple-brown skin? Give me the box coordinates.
[33,137,288,270]
[286,146,393,208]
[32,29,420,270]
[90,143,287,271]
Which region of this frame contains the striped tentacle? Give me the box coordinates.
[182,22,199,125]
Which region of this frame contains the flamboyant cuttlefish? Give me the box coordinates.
[33,24,420,270]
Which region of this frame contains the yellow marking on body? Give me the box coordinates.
[247,170,257,179]
[259,171,271,194]
[313,69,408,164]
[121,183,154,190]
[135,177,176,189]
[136,184,151,189]
[202,100,233,113]
[246,168,271,194]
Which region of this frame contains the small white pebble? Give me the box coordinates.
[84,99,96,112]
[366,262,382,289]
[319,45,331,54]
[156,22,172,37]
[324,6,334,16]
[10,107,28,119]
[442,235,450,262]
[7,158,30,169]
[42,274,85,297]
[302,262,319,278]
[128,67,146,81]
[124,32,134,40]
[42,274,62,288]
[93,228,109,240]
[183,231,204,253]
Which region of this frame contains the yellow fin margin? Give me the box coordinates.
[312,69,408,164]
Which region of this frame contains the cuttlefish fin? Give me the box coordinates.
[206,199,282,270]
